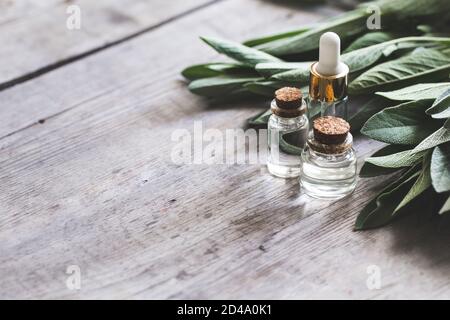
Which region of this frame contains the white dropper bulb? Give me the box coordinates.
[316,32,346,76]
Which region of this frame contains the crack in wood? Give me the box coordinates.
[0,0,224,93]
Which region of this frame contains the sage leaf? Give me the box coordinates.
[361,100,441,145]
[273,41,399,83]
[439,196,450,215]
[200,36,281,67]
[255,62,310,78]
[341,42,398,74]
[271,66,310,83]
[349,49,450,94]
[247,109,271,126]
[244,81,285,97]
[344,32,397,53]
[245,81,307,98]
[188,76,262,97]
[376,82,450,101]
[182,64,220,80]
[254,0,450,56]
[271,37,450,83]
[355,164,420,230]
[366,149,426,168]
[280,132,304,156]
[430,143,450,192]
[395,151,432,212]
[343,36,450,75]
[426,88,450,119]
[414,126,450,152]
[360,144,409,177]
[244,27,311,47]
[349,96,391,132]
[370,0,450,19]
[366,125,450,168]
[257,10,368,56]
[445,118,450,129]
[181,63,254,80]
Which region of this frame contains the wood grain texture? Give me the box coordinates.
[0,0,214,90]
[0,0,335,139]
[0,1,63,24]
[0,0,449,299]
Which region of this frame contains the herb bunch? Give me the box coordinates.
[181,0,450,229]
[355,84,450,229]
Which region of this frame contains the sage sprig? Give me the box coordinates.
[182,0,450,230]
[200,36,282,67]
[349,48,450,94]
[360,100,443,145]
[356,87,450,229]
[426,89,450,118]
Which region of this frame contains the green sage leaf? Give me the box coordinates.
[255,62,310,78]
[270,67,310,83]
[366,149,426,168]
[361,100,441,145]
[244,81,285,97]
[355,164,421,230]
[360,144,409,177]
[271,37,450,83]
[426,88,450,119]
[344,32,397,53]
[430,143,450,192]
[349,49,450,94]
[343,37,450,75]
[257,10,368,56]
[395,151,432,212]
[370,0,450,19]
[200,37,281,67]
[376,82,450,101]
[280,132,304,156]
[181,63,254,80]
[247,109,271,126]
[341,42,398,74]
[244,27,311,47]
[349,96,391,133]
[366,125,450,168]
[272,41,400,83]
[188,76,262,97]
[414,126,450,151]
[254,0,450,56]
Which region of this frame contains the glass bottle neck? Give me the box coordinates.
[308,146,353,161]
[306,131,353,158]
[271,114,307,126]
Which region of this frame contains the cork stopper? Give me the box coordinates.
[271,87,306,118]
[313,116,350,145]
[275,87,302,109]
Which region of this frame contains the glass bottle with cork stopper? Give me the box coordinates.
[300,116,357,199]
[267,87,308,178]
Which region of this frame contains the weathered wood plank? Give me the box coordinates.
[0,0,214,90]
[0,0,448,300]
[0,0,335,139]
[0,1,62,24]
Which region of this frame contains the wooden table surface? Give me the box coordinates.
[0,0,449,300]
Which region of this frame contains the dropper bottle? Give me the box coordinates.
[308,32,349,121]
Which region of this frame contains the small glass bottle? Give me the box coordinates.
[300,116,357,199]
[267,87,309,178]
